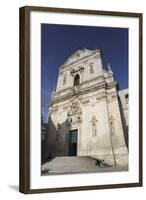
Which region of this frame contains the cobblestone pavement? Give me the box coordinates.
[41,156,128,175]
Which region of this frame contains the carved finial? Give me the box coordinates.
[51,87,56,97]
[107,63,112,70]
[107,63,113,75]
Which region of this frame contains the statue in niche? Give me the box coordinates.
[66,110,72,127]
[63,76,66,85]
[109,115,115,135]
[90,65,94,74]
[75,115,82,124]
[91,115,98,136]
[56,123,61,142]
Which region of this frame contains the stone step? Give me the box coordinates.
[42,156,96,172]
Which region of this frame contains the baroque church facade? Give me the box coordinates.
[46,49,128,166]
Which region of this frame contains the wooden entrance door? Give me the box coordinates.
[69,129,78,156]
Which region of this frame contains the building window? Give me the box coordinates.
[74,74,80,86]
[90,65,94,74]
[125,93,129,104]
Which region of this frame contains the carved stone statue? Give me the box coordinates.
[109,115,115,135]
[91,115,98,136]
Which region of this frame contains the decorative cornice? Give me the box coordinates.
[50,81,107,105]
[107,81,117,89]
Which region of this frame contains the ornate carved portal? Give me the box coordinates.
[66,97,82,128]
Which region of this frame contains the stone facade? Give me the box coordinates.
[118,89,129,148]
[47,49,128,166]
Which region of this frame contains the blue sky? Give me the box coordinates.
[41,24,128,122]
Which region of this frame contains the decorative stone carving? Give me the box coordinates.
[71,86,80,94]
[82,99,90,105]
[70,68,75,76]
[63,105,68,110]
[79,66,84,73]
[65,117,72,128]
[109,115,115,135]
[69,101,82,117]
[111,94,117,99]
[59,70,63,75]
[76,115,82,123]
[76,52,80,57]
[51,107,58,113]
[107,63,113,76]
[63,76,66,85]
[51,87,56,98]
[56,123,61,142]
[70,67,84,77]
[107,92,117,102]
[96,92,107,101]
[66,98,82,127]
[89,63,94,74]
[90,65,94,74]
[91,115,98,136]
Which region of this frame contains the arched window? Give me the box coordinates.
[74,74,80,86]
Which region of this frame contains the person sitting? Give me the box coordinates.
[99,159,105,168]
[96,159,112,168]
[95,158,101,167]
[101,159,112,167]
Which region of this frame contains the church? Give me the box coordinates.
[46,48,128,166]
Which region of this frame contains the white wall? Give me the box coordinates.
[0,0,145,199]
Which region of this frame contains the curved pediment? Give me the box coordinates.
[60,48,100,69]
